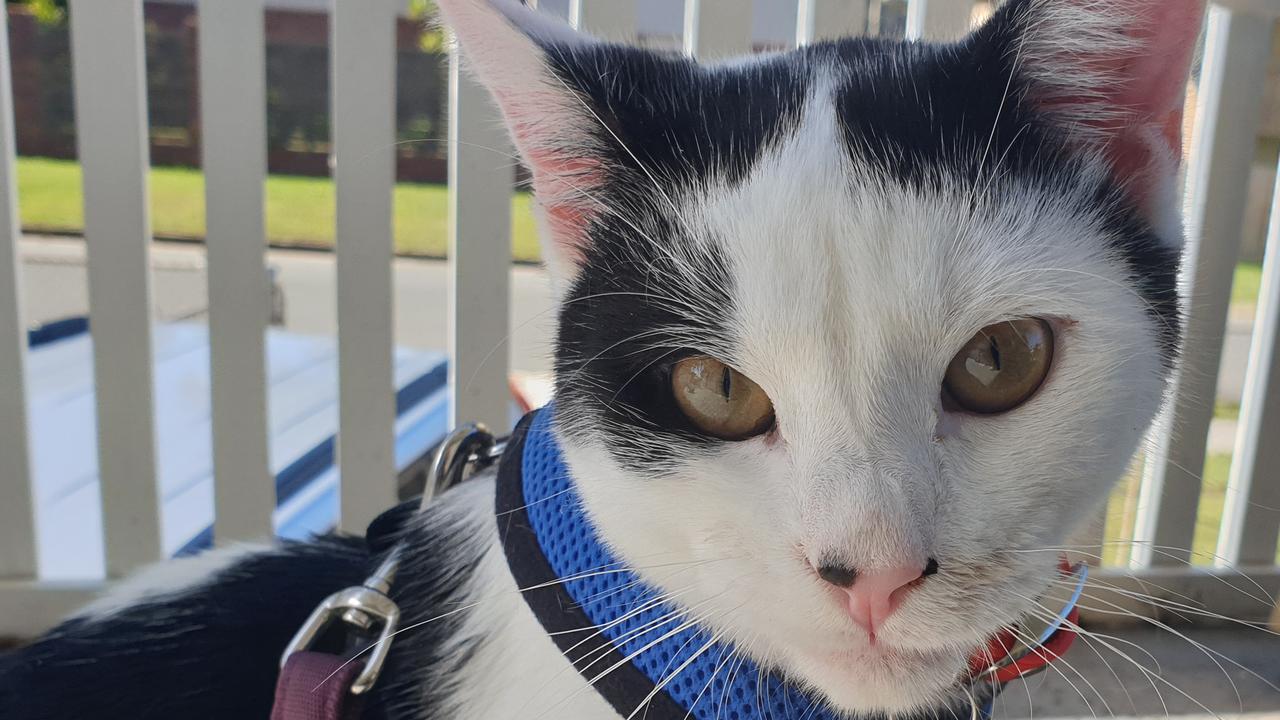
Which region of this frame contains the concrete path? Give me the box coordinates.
[996,626,1280,718]
[18,235,1257,450]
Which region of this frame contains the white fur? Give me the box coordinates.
[557,66,1171,715]
[75,544,268,621]
[443,479,617,720]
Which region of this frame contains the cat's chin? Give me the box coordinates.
[790,641,973,714]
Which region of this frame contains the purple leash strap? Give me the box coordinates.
[270,554,401,720]
[272,652,367,720]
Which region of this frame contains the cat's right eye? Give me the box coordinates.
[671,356,774,441]
[943,318,1054,415]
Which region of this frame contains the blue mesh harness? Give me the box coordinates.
[495,407,1082,719]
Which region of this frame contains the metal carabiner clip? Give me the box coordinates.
[279,554,401,695]
[280,423,505,696]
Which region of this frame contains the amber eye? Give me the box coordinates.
[943,318,1054,414]
[671,356,775,440]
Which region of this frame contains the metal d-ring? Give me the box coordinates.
[421,423,505,507]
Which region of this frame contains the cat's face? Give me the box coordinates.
[440,0,1201,713]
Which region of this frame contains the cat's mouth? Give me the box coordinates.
[802,560,1085,712]
[824,642,958,670]
[794,641,975,713]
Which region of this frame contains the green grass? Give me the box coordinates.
[16,156,544,262]
[1191,453,1232,565]
[1215,401,1240,421]
[1101,451,1277,567]
[1233,261,1263,307]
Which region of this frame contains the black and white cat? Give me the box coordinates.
[0,0,1204,717]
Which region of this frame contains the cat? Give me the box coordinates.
[0,0,1203,718]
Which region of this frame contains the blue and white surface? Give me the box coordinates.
[25,322,451,581]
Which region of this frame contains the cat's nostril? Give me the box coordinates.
[923,558,940,577]
[816,564,858,588]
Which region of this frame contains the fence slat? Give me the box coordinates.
[1212,0,1280,18]
[68,0,162,577]
[0,5,36,579]
[797,0,868,45]
[199,0,272,545]
[332,0,398,532]
[905,0,973,40]
[448,61,513,435]
[1132,6,1271,567]
[684,0,754,58]
[1219,162,1280,566]
[571,0,635,41]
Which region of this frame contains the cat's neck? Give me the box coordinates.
[422,476,617,720]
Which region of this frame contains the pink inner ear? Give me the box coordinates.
[1116,3,1203,126]
[1109,2,1205,160]
[496,92,607,266]
[1078,1,1204,207]
[434,0,605,269]
[525,149,606,266]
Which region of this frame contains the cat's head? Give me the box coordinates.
[438,0,1201,713]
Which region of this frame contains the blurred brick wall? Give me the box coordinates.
[6,2,453,183]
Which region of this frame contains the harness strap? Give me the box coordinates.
[271,652,366,720]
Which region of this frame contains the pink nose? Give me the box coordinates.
[816,561,935,639]
[843,566,922,637]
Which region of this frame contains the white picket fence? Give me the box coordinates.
[0,0,1277,636]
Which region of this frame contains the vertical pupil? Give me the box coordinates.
[988,336,1002,371]
[720,366,732,400]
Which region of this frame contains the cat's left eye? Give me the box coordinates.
[671,356,774,440]
[943,318,1054,414]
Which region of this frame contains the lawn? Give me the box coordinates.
[1234,261,1262,306]
[1100,450,1278,567]
[16,156,544,263]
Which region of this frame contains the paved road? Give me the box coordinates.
[18,236,558,377]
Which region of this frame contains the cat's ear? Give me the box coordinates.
[434,0,609,269]
[983,0,1206,230]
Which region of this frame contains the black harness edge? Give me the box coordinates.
[495,409,689,719]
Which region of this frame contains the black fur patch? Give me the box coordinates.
[552,205,737,471]
[0,538,370,720]
[821,10,1181,356]
[541,43,812,191]
[0,507,487,720]
[538,45,816,470]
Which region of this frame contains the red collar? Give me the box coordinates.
[967,559,1086,687]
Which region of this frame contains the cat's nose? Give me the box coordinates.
[815,559,938,638]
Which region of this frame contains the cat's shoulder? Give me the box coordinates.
[0,481,496,720]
